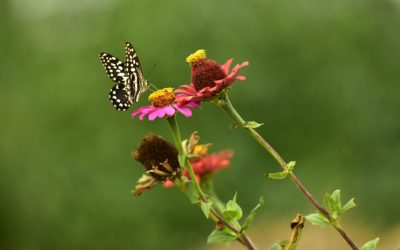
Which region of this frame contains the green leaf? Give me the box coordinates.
[268,241,288,250]
[287,161,296,170]
[200,200,213,219]
[241,197,264,233]
[323,193,336,215]
[266,170,288,180]
[268,243,284,250]
[330,189,342,213]
[305,213,330,228]
[223,192,243,220]
[207,229,237,244]
[243,121,264,129]
[361,237,380,250]
[178,154,186,169]
[342,198,356,212]
[185,182,199,204]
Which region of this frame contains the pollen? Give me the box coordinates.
[148,87,175,107]
[186,49,207,66]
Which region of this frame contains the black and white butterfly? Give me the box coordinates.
[99,42,148,111]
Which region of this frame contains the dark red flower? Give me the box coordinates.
[175,49,249,104]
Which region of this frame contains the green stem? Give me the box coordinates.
[167,116,257,250]
[167,116,206,198]
[219,93,359,250]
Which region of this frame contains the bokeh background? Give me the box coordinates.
[1,0,399,249]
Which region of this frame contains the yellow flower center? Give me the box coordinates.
[186,49,207,66]
[148,88,175,107]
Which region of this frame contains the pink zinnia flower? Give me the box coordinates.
[175,49,249,104]
[132,87,199,121]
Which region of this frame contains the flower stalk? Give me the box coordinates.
[167,116,257,250]
[219,93,359,250]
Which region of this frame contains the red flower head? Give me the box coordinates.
[163,132,233,187]
[175,50,249,104]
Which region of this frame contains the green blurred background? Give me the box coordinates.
[1,0,399,249]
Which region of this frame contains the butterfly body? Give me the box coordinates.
[99,42,148,111]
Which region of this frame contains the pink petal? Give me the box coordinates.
[131,106,153,117]
[231,61,249,74]
[184,101,200,108]
[163,105,176,116]
[175,85,197,95]
[148,109,165,121]
[131,106,157,120]
[221,58,234,75]
[174,105,192,117]
[236,76,246,81]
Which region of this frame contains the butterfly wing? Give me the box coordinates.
[124,42,146,102]
[99,53,126,84]
[108,83,132,111]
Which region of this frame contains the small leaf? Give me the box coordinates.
[185,182,199,204]
[223,192,243,220]
[241,197,264,233]
[200,200,213,219]
[361,237,380,250]
[323,193,336,215]
[266,170,288,180]
[207,229,237,244]
[287,161,296,170]
[268,243,284,250]
[342,198,356,212]
[243,121,264,129]
[305,213,330,228]
[330,189,342,213]
[178,154,186,169]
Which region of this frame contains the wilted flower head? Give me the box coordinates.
[132,133,181,196]
[175,50,249,104]
[132,87,199,121]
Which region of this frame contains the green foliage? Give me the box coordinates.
[207,229,237,244]
[178,154,186,170]
[306,190,357,228]
[222,192,243,221]
[360,238,380,250]
[243,121,264,129]
[200,200,213,219]
[184,182,199,204]
[305,213,330,228]
[323,190,356,219]
[241,197,264,233]
[268,241,288,250]
[266,161,296,180]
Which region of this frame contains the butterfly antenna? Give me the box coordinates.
[148,84,158,91]
[145,63,159,91]
[145,63,157,79]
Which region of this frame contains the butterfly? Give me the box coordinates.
[99,42,149,111]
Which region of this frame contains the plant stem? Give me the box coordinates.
[219,93,359,250]
[167,116,257,250]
